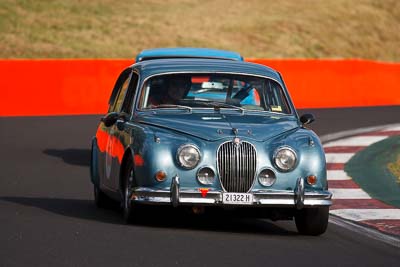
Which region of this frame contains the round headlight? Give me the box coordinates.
[274,146,297,172]
[197,167,215,185]
[177,144,201,169]
[258,169,276,186]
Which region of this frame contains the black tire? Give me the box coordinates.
[295,207,329,236]
[94,185,113,209]
[122,158,135,224]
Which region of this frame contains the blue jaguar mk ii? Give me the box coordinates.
[91,48,332,235]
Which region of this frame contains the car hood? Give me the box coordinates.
[136,112,299,142]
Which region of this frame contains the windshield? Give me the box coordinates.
[138,73,291,114]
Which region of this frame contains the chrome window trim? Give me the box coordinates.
[134,71,294,115]
[127,68,141,121]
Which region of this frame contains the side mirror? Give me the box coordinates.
[300,113,315,125]
[116,113,128,131]
[101,112,119,127]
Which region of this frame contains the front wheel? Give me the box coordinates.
[295,207,329,236]
[122,158,135,224]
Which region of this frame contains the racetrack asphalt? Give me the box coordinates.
[1,106,400,267]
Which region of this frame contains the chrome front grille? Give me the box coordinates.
[217,141,257,193]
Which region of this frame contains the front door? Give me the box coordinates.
[100,69,132,190]
[106,71,139,191]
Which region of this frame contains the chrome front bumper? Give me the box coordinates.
[131,176,332,209]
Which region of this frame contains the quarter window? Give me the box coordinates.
[112,75,131,112]
[108,69,132,113]
[121,72,139,114]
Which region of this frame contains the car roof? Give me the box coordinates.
[133,58,282,82]
[136,48,244,62]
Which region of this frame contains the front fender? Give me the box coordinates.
[132,127,191,190]
[277,128,327,190]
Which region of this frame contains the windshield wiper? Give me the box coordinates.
[194,100,245,114]
[145,104,192,113]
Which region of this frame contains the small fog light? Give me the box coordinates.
[155,170,167,182]
[197,167,215,185]
[306,175,317,185]
[258,169,276,187]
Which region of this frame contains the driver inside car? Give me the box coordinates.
[149,76,192,106]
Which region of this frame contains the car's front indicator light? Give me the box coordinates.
[306,175,317,185]
[155,170,167,182]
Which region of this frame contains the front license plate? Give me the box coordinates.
[223,193,253,205]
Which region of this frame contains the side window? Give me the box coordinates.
[121,72,139,114]
[113,77,131,112]
[262,80,290,114]
[108,69,131,113]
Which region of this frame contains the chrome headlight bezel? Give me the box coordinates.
[176,144,201,169]
[196,166,215,185]
[258,168,277,187]
[273,146,298,172]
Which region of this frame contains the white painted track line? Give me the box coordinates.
[384,125,400,131]
[324,136,387,147]
[330,188,371,199]
[321,124,400,239]
[330,209,400,221]
[325,153,354,163]
[327,170,351,180]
